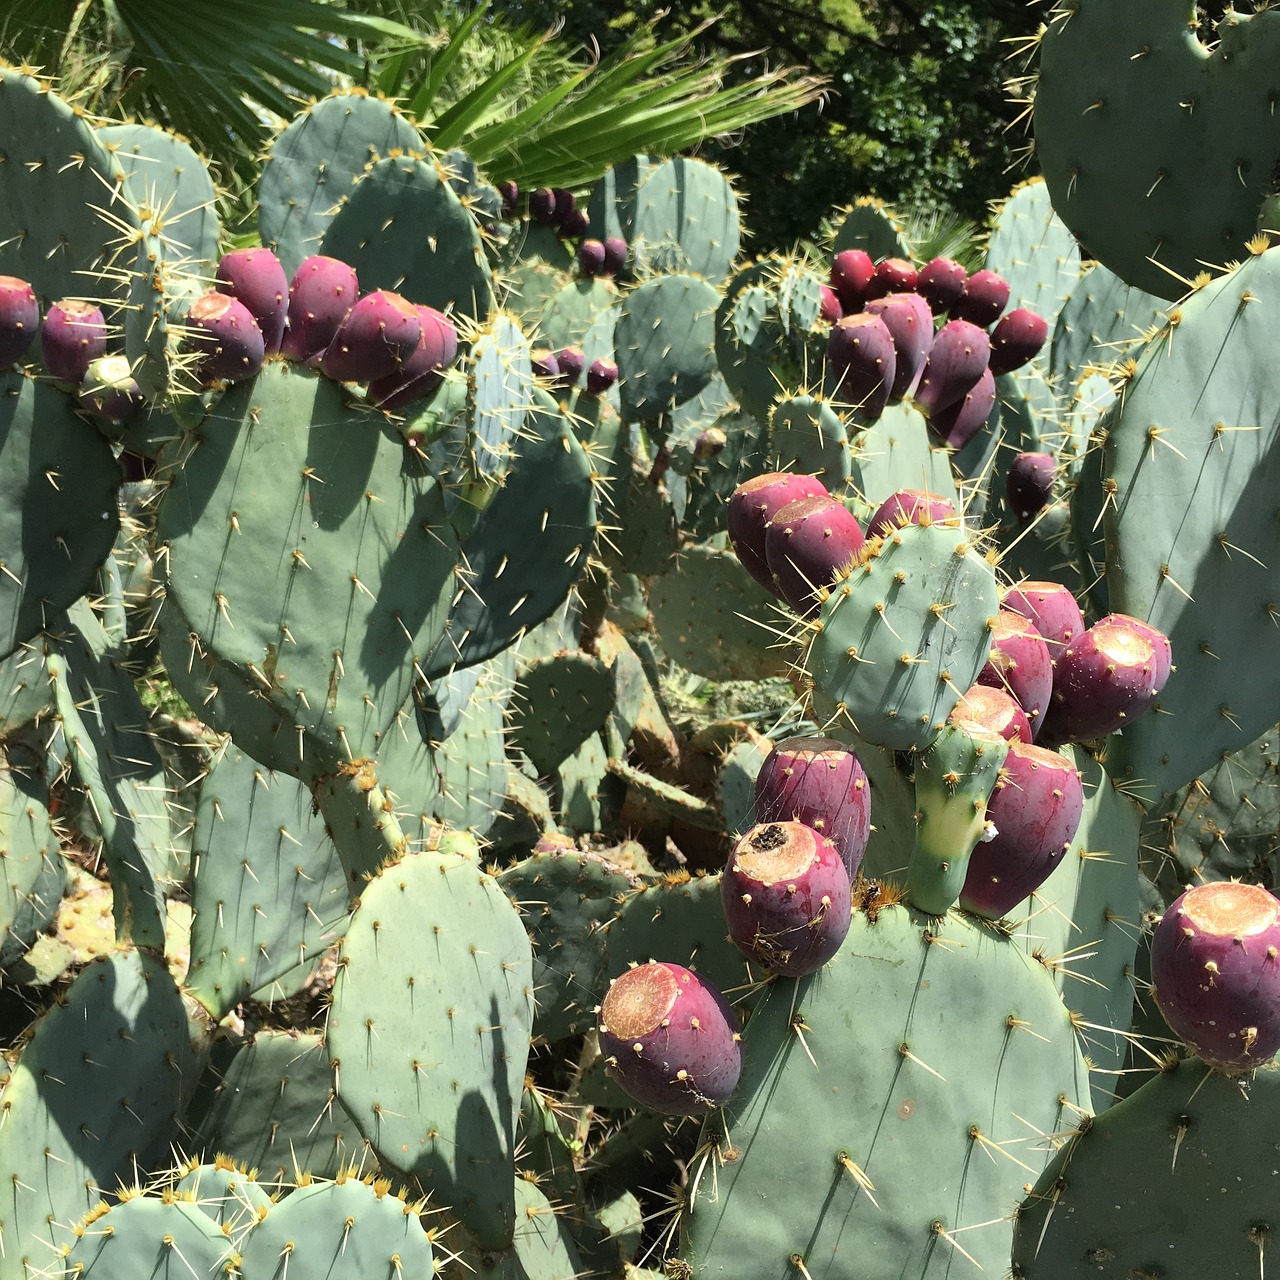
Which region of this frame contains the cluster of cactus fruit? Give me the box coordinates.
[7,8,1280,1274]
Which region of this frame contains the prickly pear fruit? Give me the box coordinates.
[764,494,865,617]
[949,683,1033,744]
[1151,882,1280,1075]
[866,488,957,538]
[829,249,875,312]
[603,237,628,276]
[320,289,421,382]
[579,239,607,276]
[560,207,589,239]
[866,292,933,399]
[585,357,618,396]
[552,188,577,226]
[367,305,459,411]
[280,255,359,363]
[497,179,519,215]
[914,320,990,417]
[827,313,896,418]
[863,256,917,301]
[951,269,1010,327]
[1038,614,1172,745]
[0,276,38,367]
[722,822,852,977]
[529,188,557,226]
[818,285,843,323]
[215,247,288,355]
[916,257,968,314]
[598,962,742,1114]
[556,345,586,391]
[184,293,266,384]
[976,611,1053,738]
[728,472,829,593]
[1005,451,1057,520]
[753,736,871,877]
[958,741,1084,919]
[40,299,107,383]
[1001,581,1084,650]
[78,354,143,425]
[531,348,560,381]
[988,308,1049,376]
[925,366,995,448]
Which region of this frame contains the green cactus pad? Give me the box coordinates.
[768,392,853,490]
[556,730,611,834]
[328,850,534,1249]
[510,652,614,778]
[259,89,423,276]
[1035,0,1280,299]
[0,758,63,969]
[184,1030,372,1182]
[99,122,221,272]
[586,155,656,246]
[321,152,494,327]
[807,522,998,751]
[849,401,958,510]
[1104,247,1280,797]
[604,463,680,576]
[0,950,198,1273]
[157,361,460,779]
[615,273,720,421]
[499,850,637,1042]
[649,543,794,683]
[680,903,1092,1280]
[630,156,741,283]
[537,277,620,353]
[0,65,139,304]
[172,1158,273,1230]
[1013,1057,1280,1277]
[0,372,121,660]
[185,744,349,1020]
[831,196,910,262]
[61,1196,230,1280]
[467,313,533,481]
[0,632,51,735]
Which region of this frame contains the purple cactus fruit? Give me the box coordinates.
[948,683,1033,745]
[586,357,619,396]
[722,821,852,977]
[556,345,586,391]
[598,961,742,1114]
[531,348,560,381]
[1150,882,1280,1074]
[603,237,629,277]
[560,207,589,239]
[320,289,421,383]
[914,320,991,417]
[866,293,933,400]
[183,293,266,384]
[818,284,843,323]
[529,188,557,226]
[215,248,288,356]
[866,489,957,539]
[1006,451,1057,521]
[764,494,866,617]
[0,276,38,368]
[829,249,875,313]
[280,256,359,364]
[863,256,918,302]
[916,257,968,314]
[497,180,519,215]
[552,188,577,226]
[989,307,1049,376]
[958,741,1084,919]
[40,300,107,383]
[952,269,1010,327]
[1038,613,1173,745]
[925,366,996,449]
[727,472,829,594]
[368,306,459,411]
[1001,581,1085,651]
[976,610,1053,738]
[827,313,897,418]
[78,355,143,425]
[579,238,607,277]
[753,736,871,877]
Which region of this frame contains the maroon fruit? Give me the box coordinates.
[216,247,288,355]
[1006,451,1057,520]
[949,684,1033,744]
[579,238,607,276]
[368,305,459,411]
[866,293,933,400]
[827,313,896,418]
[915,320,991,417]
[40,299,107,383]
[552,188,577,227]
[598,962,742,1114]
[722,822,852,977]
[497,180,519,215]
[280,256,359,363]
[556,345,586,391]
[560,207,589,239]
[977,611,1053,738]
[320,289,421,383]
[1151,882,1280,1075]
[916,257,968,314]
[958,741,1084,919]
[753,736,871,877]
[925,366,995,449]
[727,472,829,594]
[586,357,618,395]
[184,293,266,384]
[989,308,1049,376]
[603,237,628,277]
[529,188,557,225]
[818,284,843,323]
[866,489,957,538]
[863,256,917,302]
[829,249,875,312]
[952,269,1010,327]
[1001,581,1085,650]
[0,275,38,368]
[764,494,866,617]
[531,348,560,380]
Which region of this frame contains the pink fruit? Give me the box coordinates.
[977,611,1053,738]
[727,472,829,594]
[216,247,288,355]
[948,684,1033,744]
[40,300,107,383]
[866,489,957,538]
[764,494,866,617]
[280,256,359,363]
